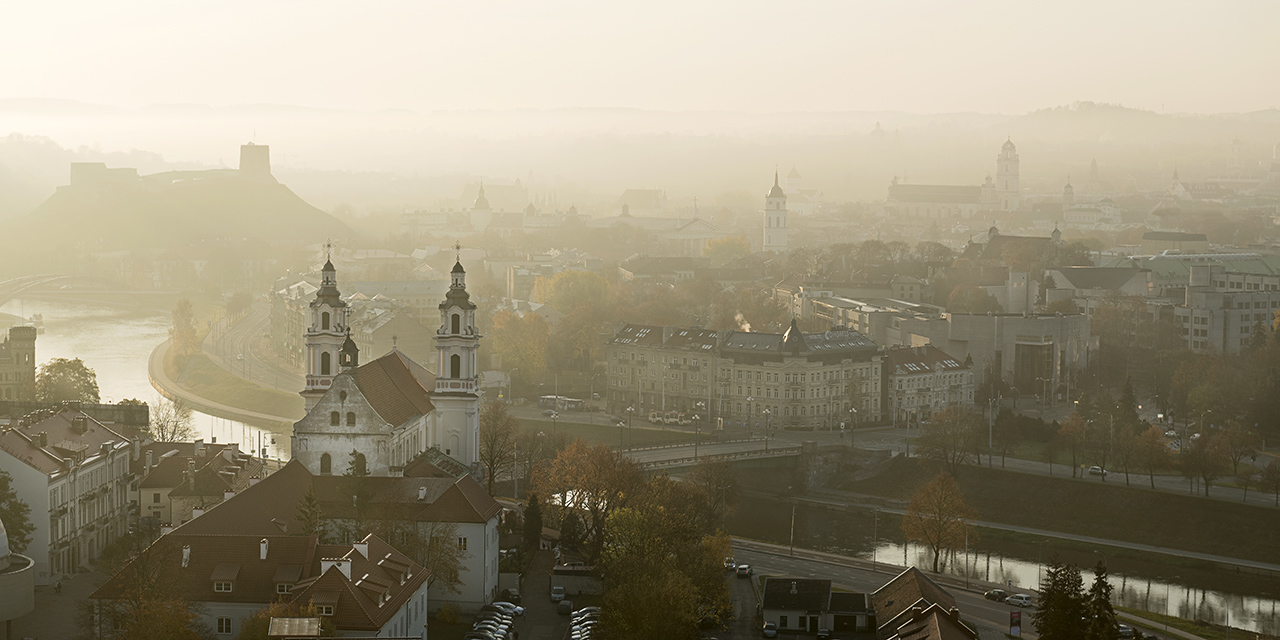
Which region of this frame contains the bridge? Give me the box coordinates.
[0,275,182,310]
[622,437,802,470]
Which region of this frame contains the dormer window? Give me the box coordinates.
[276,583,293,594]
[317,605,334,616]
[214,582,233,592]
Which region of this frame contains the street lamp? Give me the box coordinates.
[506,368,519,405]
[625,406,635,449]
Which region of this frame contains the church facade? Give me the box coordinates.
[886,138,1022,220]
[291,257,481,478]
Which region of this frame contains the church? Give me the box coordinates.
[886,138,1022,220]
[291,254,482,478]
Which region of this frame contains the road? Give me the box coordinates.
[205,301,304,392]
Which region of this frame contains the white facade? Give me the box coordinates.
[302,259,351,412]
[430,262,482,466]
[429,518,500,610]
[763,171,788,253]
[996,139,1020,211]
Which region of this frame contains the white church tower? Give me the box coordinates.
[301,256,349,412]
[763,170,788,253]
[996,138,1020,211]
[429,255,481,466]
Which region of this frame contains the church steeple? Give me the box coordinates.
[430,250,482,465]
[302,248,350,411]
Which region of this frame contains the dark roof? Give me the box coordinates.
[1051,267,1143,291]
[403,447,471,478]
[828,591,871,613]
[762,578,831,611]
[889,603,976,640]
[885,345,967,375]
[872,567,957,637]
[888,184,984,205]
[662,328,719,352]
[611,324,665,347]
[0,409,129,476]
[352,350,435,426]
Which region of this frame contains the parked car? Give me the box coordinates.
[1088,465,1107,476]
[558,599,574,615]
[736,564,752,577]
[501,587,521,604]
[762,622,778,638]
[1118,624,1135,638]
[984,589,1007,601]
[724,556,737,570]
[542,409,556,417]
[1005,594,1033,607]
[492,601,525,616]
[551,586,566,602]
[817,628,831,640]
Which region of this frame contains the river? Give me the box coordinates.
[7,298,1278,634]
[0,297,291,460]
[727,495,1280,634]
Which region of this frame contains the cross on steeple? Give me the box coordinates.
[324,238,334,260]
[454,241,462,261]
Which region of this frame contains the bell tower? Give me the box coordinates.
[301,249,349,411]
[996,138,1020,211]
[762,170,788,253]
[429,246,481,465]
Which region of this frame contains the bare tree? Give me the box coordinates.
[144,395,196,442]
[478,401,519,495]
[916,406,983,473]
[902,472,976,573]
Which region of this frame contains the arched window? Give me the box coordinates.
[330,411,340,426]
[451,313,460,334]
[346,412,356,426]
[353,453,367,476]
[450,354,461,378]
[322,312,330,330]
[321,352,331,375]
[320,453,331,474]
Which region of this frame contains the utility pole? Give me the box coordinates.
[789,500,797,556]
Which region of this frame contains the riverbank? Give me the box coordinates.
[149,339,300,429]
[839,456,1280,568]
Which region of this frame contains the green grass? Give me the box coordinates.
[518,418,699,448]
[177,353,305,420]
[842,457,1280,565]
[1115,606,1256,640]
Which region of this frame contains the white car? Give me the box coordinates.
[492,601,525,616]
[1006,594,1033,607]
[551,585,566,602]
[1088,465,1107,476]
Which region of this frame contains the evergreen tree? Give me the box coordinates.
[1084,561,1120,640]
[294,489,326,540]
[523,494,544,549]
[1033,556,1087,640]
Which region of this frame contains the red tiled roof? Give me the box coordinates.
[0,409,129,476]
[890,603,976,640]
[872,567,957,638]
[353,350,436,426]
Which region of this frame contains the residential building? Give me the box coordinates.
[1177,263,1280,353]
[884,345,974,424]
[0,409,133,584]
[606,320,884,429]
[0,326,36,401]
[810,297,943,347]
[760,577,872,634]
[134,439,263,528]
[90,532,429,639]
[871,567,958,639]
[170,459,500,611]
[886,603,977,640]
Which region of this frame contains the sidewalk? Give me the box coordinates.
[148,339,296,427]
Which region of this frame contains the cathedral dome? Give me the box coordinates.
[473,185,490,210]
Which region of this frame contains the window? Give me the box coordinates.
[217,617,232,634]
[450,354,461,378]
[458,537,468,551]
[346,412,356,426]
[214,582,233,592]
[321,351,331,375]
[277,583,293,594]
[330,411,340,426]
[152,493,160,504]
[321,312,330,330]
[317,605,334,616]
[780,616,788,629]
[452,313,460,334]
[320,453,332,475]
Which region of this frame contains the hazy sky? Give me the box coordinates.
[3,0,1278,114]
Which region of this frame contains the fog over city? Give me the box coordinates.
[1,3,1279,640]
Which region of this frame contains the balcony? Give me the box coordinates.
[435,379,477,394]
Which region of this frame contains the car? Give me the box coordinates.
[1118,624,1135,638]
[492,601,525,616]
[817,629,831,640]
[501,587,521,604]
[1088,465,1107,476]
[724,556,737,570]
[236,354,245,360]
[476,611,513,624]
[465,633,501,640]
[573,606,600,616]
[736,564,752,577]
[542,409,556,417]
[1165,430,1178,438]
[558,599,574,615]
[474,619,510,630]
[1005,594,1033,607]
[473,624,508,638]
[551,585,566,602]
[762,621,778,638]
[561,560,587,569]
[572,614,601,626]
[983,589,1007,601]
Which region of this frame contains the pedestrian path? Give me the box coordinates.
[148,339,296,426]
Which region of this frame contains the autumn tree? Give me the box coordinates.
[916,406,983,473]
[478,401,519,495]
[1057,413,1089,477]
[946,285,1003,314]
[35,357,101,403]
[82,536,210,640]
[901,472,976,573]
[547,307,610,372]
[686,458,741,526]
[144,395,196,442]
[533,439,645,562]
[0,469,33,554]
[1222,423,1260,475]
[488,309,549,384]
[532,270,610,313]
[702,236,751,266]
[170,298,200,368]
[1182,433,1228,496]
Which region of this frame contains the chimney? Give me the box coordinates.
[249,477,260,486]
[145,449,153,475]
[191,508,204,519]
[71,416,88,433]
[353,541,369,559]
[418,486,427,501]
[224,491,235,501]
[193,438,205,458]
[187,459,196,490]
[260,538,269,560]
[321,558,352,580]
[181,545,191,568]
[911,606,925,620]
[948,607,961,622]
[790,581,798,595]
[36,432,48,447]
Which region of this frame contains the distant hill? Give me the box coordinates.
[18,171,352,251]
